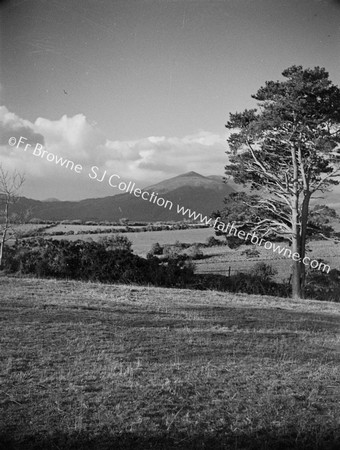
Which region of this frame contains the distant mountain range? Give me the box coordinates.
[13,170,340,222]
[14,172,236,222]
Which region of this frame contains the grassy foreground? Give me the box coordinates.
[0,277,339,449]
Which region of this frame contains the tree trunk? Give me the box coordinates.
[291,215,302,299]
[0,202,9,269]
[299,192,311,298]
[0,228,6,269]
[291,147,302,300]
[0,242,3,268]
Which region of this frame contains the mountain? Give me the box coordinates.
[11,171,340,222]
[146,171,224,192]
[13,172,235,222]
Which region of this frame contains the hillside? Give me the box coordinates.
[0,276,339,449]
[12,172,235,222]
[11,171,340,222]
[146,171,231,193]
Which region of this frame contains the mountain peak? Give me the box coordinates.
[43,197,61,202]
[177,171,205,178]
[144,171,232,194]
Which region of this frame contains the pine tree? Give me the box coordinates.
[224,66,340,299]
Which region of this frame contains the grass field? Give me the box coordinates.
[43,227,215,256]
[194,239,340,282]
[43,224,128,233]
[36,224,340,276]
[11,223,340,282]
[0,276,339,449]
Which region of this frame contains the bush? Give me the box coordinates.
[250,262,277,282]
[5,239,338,301]
[99,234,132,252]
[225,235,243,249]
[194,271,290,297]
[149,242,163,256]
[206,236,224,247]
[173,240,187,250]
[163,244,181,259]
[3,238,196,288]
[305,265,340,301]
[185,244,204,260]
[241,248,260,259]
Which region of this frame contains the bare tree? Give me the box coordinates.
[0,164,25,268]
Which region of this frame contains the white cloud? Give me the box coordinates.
[101,130,228,184]
[34,114,106,161]
[0,106,229,199]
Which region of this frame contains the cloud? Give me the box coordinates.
[101,130,228,184]
[0,106,45,147]
[0,106,228,199]
[34,114,106,161]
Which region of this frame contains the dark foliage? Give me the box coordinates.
[3,239,338,301]
[149,242,163,256]
[194,272,291,297]
[205,236,225,247]
[250,262,278,282]
[3,238,195,288]
[305,266,340,302]
[241,248,260,259]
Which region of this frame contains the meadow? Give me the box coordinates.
[40,226,215,256]
[41,224,340,281]
[13,222,340,283]
[0,276,339,449]
[194,239,340,282]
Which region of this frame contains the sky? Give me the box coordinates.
[0,0,340,200]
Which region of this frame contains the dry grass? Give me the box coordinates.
[0,277,339,449]
[41,227,214,256]
[34,224,340,279]
[195,239,340,281]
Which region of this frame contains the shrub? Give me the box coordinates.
[3,238,196,289]
[149,242,163,256]
[305,265,340,301]
[206,236,224,247]
[99,234,132,252]
[250,262,277,282]
[173,240,185,249]
[225,235,243,249]
[185,244,204,260]
[241,248,260,259]
[163,244,180,259]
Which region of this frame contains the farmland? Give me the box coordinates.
[0,277,339,449]
[13,222,340,283]
[18,223,216,256]
[194,239,340,282]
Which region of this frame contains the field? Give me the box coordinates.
[43,226,340,281]
[43,224,129,233]
[194,239,340,282]
[0,276,339,449]
[13,223,340,281]
[41,226,215,256]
